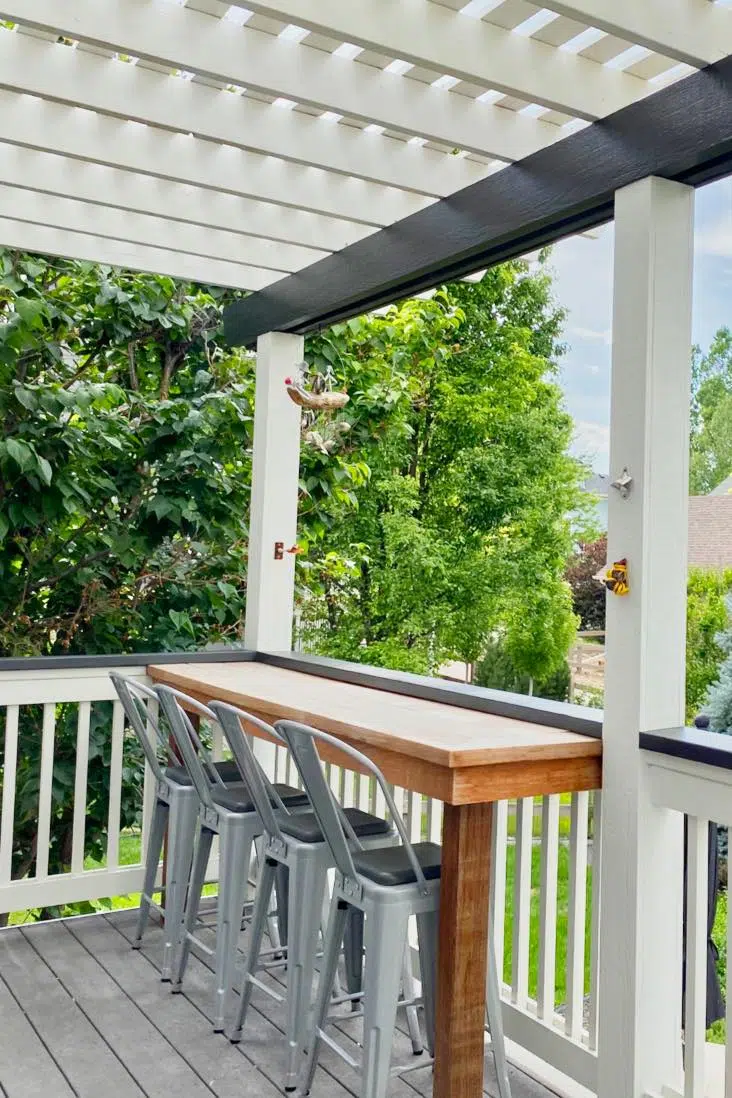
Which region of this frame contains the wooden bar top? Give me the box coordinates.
[148,661,602,805]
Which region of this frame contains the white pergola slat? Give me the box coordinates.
[543,0,732,68]
[0,217,278,289]
[0,90,428,228]
[0,144,367,253]
[0,30,489,195]
[0,183,312,274]
[236,0,648,119]
[0,0,723,293]
[0,0,567,163]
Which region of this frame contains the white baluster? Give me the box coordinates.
[71,702,91,874]
[537,793,560,1023]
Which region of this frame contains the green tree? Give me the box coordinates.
[686,569,732,722]
[299,262,586,678]
[690,328,732,494]
[566,535,607,631]
[474,637,571,701]
[0,250,257,656]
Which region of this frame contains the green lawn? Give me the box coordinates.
[708,888,728,1045]
[502,842,593,1009]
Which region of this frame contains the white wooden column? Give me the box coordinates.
[244,331,304,651]
[598,177,694,1098]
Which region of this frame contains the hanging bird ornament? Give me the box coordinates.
[284,362,349,411]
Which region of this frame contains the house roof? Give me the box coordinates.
[710,474,732,496]
[688,496,732,570]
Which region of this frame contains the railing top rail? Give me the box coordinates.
[0,648,256,673]
[0,647,603,739]
[640,725,732,771]
[256,651,604,739]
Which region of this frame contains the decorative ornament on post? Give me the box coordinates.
[284,361,349,411]
[594,558,630,596]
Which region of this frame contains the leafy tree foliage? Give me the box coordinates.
[0,250,256,656]
[694,571,732,727]
[298,262,587,678]
[690,328,732,494]
[566,535,607,631]
[473,638,571,701]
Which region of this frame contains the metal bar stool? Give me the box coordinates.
[110,673,246,979]
[155,684,308,1031]
[281,720,513,1098]
[277,719,439,1098]
[210,700,412,1092]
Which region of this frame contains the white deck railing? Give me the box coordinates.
[645,746,732,1098]
[0,665,155,914]
[0,663,600,1093]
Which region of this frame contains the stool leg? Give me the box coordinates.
[274,863,290,947]
[213,821,255,1032]
[416,909,439,1056]
[284,854,328,1091]
[361,905,409,1098]
[228,855,278,1042]
[161,792,198,981]
[343,907,364,1004]
[400,935,424,1055]
[487,936,512,1098]
[133,797,167,949]
[297,897,349,1098]
[172,824,213,991]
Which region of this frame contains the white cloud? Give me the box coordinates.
[570,326,612,346]
[571,421,610,472]
[695,214,732,258]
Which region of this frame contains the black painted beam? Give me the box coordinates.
[225,56,732,347]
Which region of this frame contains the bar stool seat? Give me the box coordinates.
[211,783,309,814]
[163,760,239,785]
[352,842,442,887]
[281,808,392,844]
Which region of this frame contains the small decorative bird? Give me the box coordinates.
[284,370,349,411]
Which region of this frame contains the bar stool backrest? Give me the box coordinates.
[277,719,431,893]
[155,684,225,809]
[110,673,168,785]
[209,701,291,843]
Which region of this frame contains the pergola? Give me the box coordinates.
[2,3,732,1097]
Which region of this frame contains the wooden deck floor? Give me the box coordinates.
[0,909,559,1098]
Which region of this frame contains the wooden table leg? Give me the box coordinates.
[433,801,493,1098]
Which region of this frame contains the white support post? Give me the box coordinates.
[598,177,694,1098]
[244,331,304,652]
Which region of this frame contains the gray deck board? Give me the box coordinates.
[0,923,145,1098]
[69,915,282,1098]
[0,970,75,1098]
[0,911,560,1098]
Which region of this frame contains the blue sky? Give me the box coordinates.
[550,177,732,472]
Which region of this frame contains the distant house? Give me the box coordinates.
[710,474,732,496]
[583,475,732,570]
[688,496,732,570]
